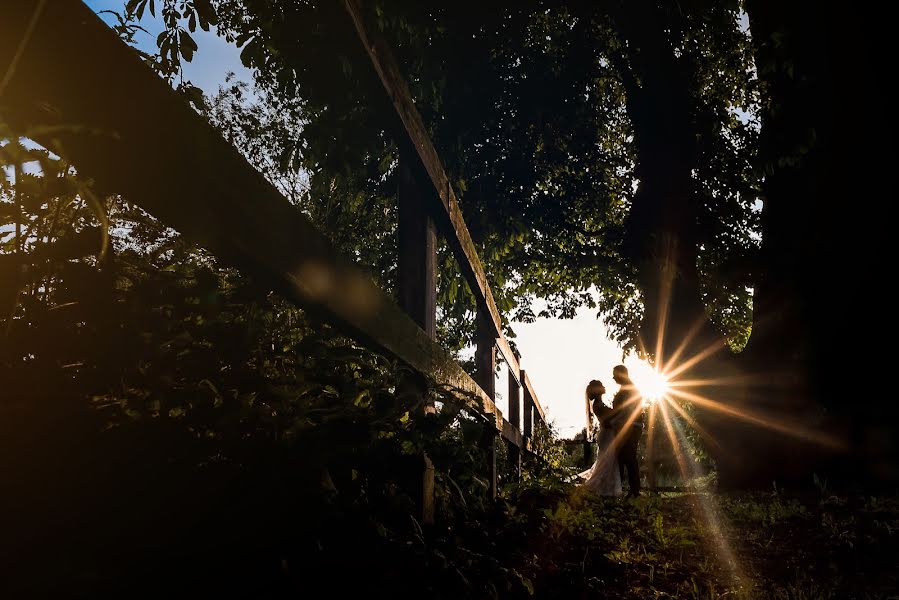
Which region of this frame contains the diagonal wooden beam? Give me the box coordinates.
[0,0,508,430]
[345,0,503,339]
[521,370,546,423]
[345,0,548,424]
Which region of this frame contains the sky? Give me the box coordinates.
[84,0,254,93]
[508,300,642,438]
[80,1,657,438]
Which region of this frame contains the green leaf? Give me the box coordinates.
[239,37,258,67]
[127,0,147,20]
[179,30,198,62]
[353,390,371,407]
[194,0,218,29]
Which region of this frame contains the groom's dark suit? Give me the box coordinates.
[612,385,643,496]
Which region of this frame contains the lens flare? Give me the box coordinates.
[629,362,670,404]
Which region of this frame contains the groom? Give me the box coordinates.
[612,365,643,497]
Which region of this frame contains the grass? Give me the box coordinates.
[488,483,899,599]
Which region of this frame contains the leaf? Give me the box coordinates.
[239,37,258,68]
[194,0,218,29]
[353,390,371,407]
[179,30,198,62]
[182,84,206,110]
[80,187,109,259]
[277,146,294,173]
[126,0,147,20]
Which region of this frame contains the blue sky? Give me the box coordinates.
[84,0,254,93]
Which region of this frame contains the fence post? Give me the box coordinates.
[397,151,437,524]
[521,370,533,449]
[507,356,521,479]
[475,313,497,500]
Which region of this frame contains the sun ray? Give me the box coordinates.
[630,362,671,402]
[669,368,817,391]
[654,274,673,371]
[668,388,845,449]
[657,399,747,586]
[601,401,644,454]
[657,399,691,481]
[662,337,729,381]
[658,314,712,374]
[668,373,770,389]
[645,401,658,489]
[661,395,722,453]
[585,399,646,475]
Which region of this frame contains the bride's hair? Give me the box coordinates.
[585,379,605,401]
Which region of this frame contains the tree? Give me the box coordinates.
[196,0,757,355]
[14,0,889,488]
[740,0,898,485]
[118,0,770,480]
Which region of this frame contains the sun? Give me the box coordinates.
[629,362,670,404]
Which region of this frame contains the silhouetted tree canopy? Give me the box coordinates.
[118,0,759,355]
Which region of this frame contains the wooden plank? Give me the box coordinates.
[508,368,521,432]
[345,1,554,441]
[397,152,437,339]
[474,318,497,402]
[507,370,521,477]
[397,152,437,526]
[501,419,523,450]
[345,0,504,340]
[477,328,520,387]
[522,389,533,440]
[495,335,521,385]
[474,313,498,500]
[521,370,535,445]
[521,370,546,422]
[0,1,506,431]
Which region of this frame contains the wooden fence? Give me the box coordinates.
[0,1,578,520]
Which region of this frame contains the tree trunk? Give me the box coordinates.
[608,0,725,368]
[743,0,898,487]
[608,0,830,488]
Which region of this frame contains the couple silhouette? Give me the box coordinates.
[579,365,644,497]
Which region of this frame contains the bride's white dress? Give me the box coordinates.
[578,423,622,496]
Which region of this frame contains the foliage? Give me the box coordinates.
[107,0,760,354]
[112,0,218,106]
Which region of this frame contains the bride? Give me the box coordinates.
[578,379,622,496]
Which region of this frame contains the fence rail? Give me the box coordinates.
[0,0,555,513]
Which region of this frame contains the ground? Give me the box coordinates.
[492,485,899,598]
